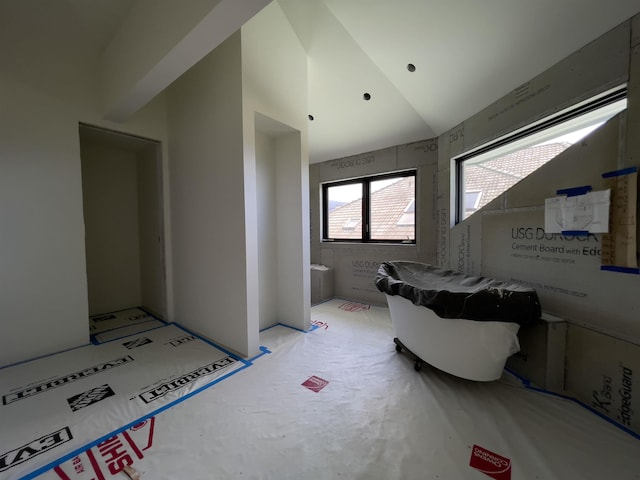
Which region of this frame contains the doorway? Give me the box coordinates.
[79,124,167,323]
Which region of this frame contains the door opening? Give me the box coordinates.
[79,124,167,329]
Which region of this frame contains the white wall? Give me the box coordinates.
[0,77,90,366]
[275,132,310,327]
[81,141,142,315]
[0,18,170,367]
[255,131,278,329]
[242,2,310,333]
[137,144,167,318]
[166,32,251,355]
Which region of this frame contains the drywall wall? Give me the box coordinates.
[0,79,168,367]
[310,139,439,305]
[137,144,167,319]
[0,9,170,367]
[166,1,309,353]
[242,2,310,333]
[0,77,90,367]
[101,0,270,120]
[255,131,278,330]
[166,32,251,356]
[275,131,309,328]
[81,140,142,315]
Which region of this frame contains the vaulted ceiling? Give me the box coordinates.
[2,0,639,163]
[278,0,640,162]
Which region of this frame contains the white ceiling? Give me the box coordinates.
[278,0,640,163]
[3,0,640,164]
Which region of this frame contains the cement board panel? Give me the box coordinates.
[397,139,438,169]
[417,163,438,263]
[464,22,630,154]
[504,117,620,210]
[449,213,482,275]
[317,146,397,182]
[482,209,640,342]
[331,246,418,306]
[565,324,639,434]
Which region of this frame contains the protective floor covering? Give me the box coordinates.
[89,308,163,338]
[7,299,640,479]
[0,324,247,479]
[93,320,166,344]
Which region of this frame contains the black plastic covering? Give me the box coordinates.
[375,261,541,325]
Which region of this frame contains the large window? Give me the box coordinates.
[322,171,416,243]
[455,87,627,223]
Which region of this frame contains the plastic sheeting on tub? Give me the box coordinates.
[375,261,541,325]
[375,261,542,381]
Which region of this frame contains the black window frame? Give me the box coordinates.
[322,170,417,244]
[454,86,627,224]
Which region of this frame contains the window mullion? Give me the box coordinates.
[363,180,370,241]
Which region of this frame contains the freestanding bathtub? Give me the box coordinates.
[375,262,541,381]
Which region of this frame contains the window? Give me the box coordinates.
[455,87,627,223]
[322,171,416,243]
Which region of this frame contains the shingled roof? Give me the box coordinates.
[327,176,415,240]
[463,142,570,217]
[326,142,570,240]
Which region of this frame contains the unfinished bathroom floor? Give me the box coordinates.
[2,299,638,480]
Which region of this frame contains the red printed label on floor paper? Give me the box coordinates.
[311,320,329,330]
[338,302,370,312]
[302,376,329,393]
[469,444,511,480]
[53,417,155,479]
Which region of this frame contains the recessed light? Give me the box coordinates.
[407,63,416,72]
[363,92,371,101]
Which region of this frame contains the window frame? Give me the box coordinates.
[322,170,417,244]
[453,86,627,224]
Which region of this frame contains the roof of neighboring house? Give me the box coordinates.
[327,176,415,240]
[325,142,570,237]
[464,142,571,214]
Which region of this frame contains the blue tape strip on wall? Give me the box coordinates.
[602,166,638,178]
[556,185,592,197]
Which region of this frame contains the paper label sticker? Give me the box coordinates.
[469,444,512,480]
[302,376,329,393]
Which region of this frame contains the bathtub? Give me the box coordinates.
[376,262,541,381]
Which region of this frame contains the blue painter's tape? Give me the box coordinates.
[21,361,251,480]
[602,166,638,178]
[503,367,531,387]
[248,346,272,362]
[561,230,590,237]
[166,322,251,367]
[556,185,592,197]
[502,369,640,441]
[601,265,640,275]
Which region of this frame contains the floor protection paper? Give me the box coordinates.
[28,299,640,479]
[93,320,165,344]
[0,324,247,479]
[89,308,161,337]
